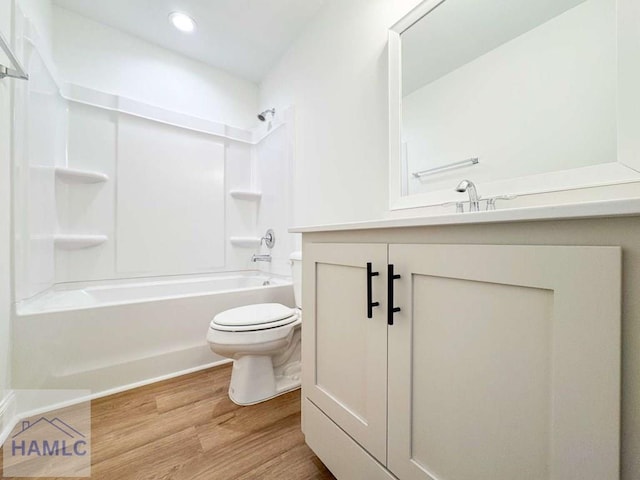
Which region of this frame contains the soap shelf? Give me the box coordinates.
[53,168,108,251]
[230,190,262,201]
[55,167,109,184]
[54,234,108,250]
[230,237,261,248]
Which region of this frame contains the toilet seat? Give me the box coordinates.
[211,303,298,332]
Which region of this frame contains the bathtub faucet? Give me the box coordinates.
[252,254,272,263]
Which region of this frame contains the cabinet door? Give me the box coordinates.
[303,243,388,463]
[388,244,620,480]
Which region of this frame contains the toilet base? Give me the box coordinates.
[228,355,301,406]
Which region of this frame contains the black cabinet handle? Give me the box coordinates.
[366,262,380,319]
[387,264,401,325]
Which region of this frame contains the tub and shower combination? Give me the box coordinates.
[13,272,294,399]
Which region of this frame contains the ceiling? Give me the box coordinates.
[53,0,326,83]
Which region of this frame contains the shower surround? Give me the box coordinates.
[10,11,296,410]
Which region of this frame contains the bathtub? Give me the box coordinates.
[13,271,294,400]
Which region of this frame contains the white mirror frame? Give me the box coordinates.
[389,0,640,211]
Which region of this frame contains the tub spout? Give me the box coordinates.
[252,254,272,263]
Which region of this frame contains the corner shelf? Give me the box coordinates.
[54,234,108,250]
[230,237,261,248]
[55,167,109,184]
[230,190,262,201]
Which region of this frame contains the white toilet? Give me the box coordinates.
[206,252,303,405]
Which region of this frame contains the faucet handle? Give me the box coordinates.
[483,194,517,211]
[261,229,276,249]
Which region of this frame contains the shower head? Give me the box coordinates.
[257,108,275,122]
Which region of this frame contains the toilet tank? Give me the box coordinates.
[289,251,302,309]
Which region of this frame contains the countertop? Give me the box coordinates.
[289,198,640,233]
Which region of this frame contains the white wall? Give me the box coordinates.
[259,0,423,226]
[0,0,14,429]
[52,7,259,130]
[403,0,617,195]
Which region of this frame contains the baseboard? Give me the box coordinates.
[1,359,232,447]
[0,390,17,447]
[76,358,232,406]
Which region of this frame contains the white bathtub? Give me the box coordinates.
[13,272,294,399]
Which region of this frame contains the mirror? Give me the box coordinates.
[389,0,640,210]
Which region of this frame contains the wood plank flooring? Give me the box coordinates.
[1,364,336,480]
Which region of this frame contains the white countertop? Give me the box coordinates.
[289,198,640,233]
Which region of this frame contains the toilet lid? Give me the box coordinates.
[213,303,297,329]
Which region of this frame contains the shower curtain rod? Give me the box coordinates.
[0,29,28,81]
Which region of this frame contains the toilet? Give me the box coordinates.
[206,252,302,405]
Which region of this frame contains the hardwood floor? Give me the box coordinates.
[1,364,336,480]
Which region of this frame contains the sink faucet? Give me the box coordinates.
[252,254,272,263]
[455,179,480,212]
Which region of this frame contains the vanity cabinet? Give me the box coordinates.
[303,240,621,480]
[303,243,389,463]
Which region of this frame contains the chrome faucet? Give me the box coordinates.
[455,179,480,212]
[251,254,272,263]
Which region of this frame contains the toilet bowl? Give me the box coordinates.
[207,252,303,405]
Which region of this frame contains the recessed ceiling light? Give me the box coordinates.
[169,12,197,33]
